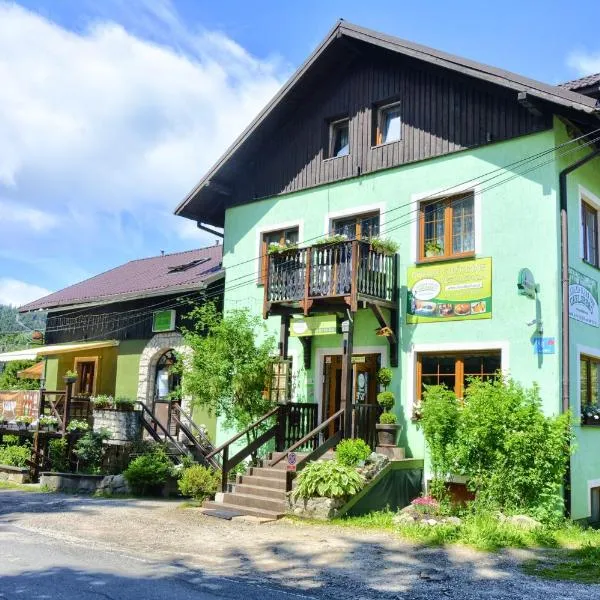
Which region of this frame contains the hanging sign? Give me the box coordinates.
[152,309,176,332]
[406,258,492,323]
[287,452,297,472]
[569,268,599,328]
[289,315,338,337]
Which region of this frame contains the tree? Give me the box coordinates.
[0,360,40,390]
[180,302,276,450]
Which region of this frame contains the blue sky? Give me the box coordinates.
[1,0,599,306]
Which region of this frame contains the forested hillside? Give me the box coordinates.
[0,305,46,352]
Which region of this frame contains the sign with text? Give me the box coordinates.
[406,258,492,324]
[532,337,556,354]
[569,268,599,328]
[287,452,297,472]
[289,315,338,337]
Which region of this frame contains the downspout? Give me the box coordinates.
[559,147,600,517]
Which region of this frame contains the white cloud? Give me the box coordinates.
[0,199,58,232]
[0,278,51,307]
[0,1,287,291]
[567,51,600,77]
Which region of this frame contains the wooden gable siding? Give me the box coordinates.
[233,52,550,202]
[44,291,214,345]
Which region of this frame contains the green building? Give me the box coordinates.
[176,22,600,521]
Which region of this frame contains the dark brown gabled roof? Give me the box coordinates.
[20,245,223,312]
[174,20,599,227]
[559,73,600,99]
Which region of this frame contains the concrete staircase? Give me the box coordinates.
[202,452,310,519]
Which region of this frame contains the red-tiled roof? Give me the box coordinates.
[20,245,223,312]
[559,73,600,93]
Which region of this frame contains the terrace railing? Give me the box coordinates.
[265,240,397,313]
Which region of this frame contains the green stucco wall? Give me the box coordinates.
[221,120,600,520]
[115,340,146,399]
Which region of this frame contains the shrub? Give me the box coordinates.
[377,391,395,411]
[335,439,371,467]
[376,367,393,388]
[39,415,58,427]
[66,419,89,433]
[0,443,31,467]
[370,238,399,256]
[73,429,111,473]
[2,435,19,446]
[15,415,33,425]
[114,397,135,411]
[177,465,220,501]
[124,447,172,496]
[48,438,70,472]
[379,412,398,425]
[92,395,114,409]
[294,460,364,500]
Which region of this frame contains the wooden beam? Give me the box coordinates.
[340,316,355,438]
[369,303,399,368]
[517,92,543,118]
[299,337,312,369]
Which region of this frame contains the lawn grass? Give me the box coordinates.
[523,544,600,584]
[0,480,43,492]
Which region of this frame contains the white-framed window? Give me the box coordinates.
[328,118,350,158]
[581,186,600,268]
[376,101,402,145]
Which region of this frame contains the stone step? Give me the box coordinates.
[221,492,286,513]
[202,500,284,520]
[236,474,287,490]
[249,467,288,480]
[232,484,287,500]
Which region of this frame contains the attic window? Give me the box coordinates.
[168,258,209,273]
[328,118,350,158]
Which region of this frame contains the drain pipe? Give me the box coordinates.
[559,147,600,517]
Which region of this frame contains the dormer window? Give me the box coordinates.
[329,118,350,158]
[376,101,402,145]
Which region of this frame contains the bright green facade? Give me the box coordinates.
[221,118,600,521]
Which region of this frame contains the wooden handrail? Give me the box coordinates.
[206,405,279,459]
[270,408,345,467]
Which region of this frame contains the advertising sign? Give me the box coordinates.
[406,258,492,324]
[289,315,338,337]
[569,268,599,328]
[532,337,556,354]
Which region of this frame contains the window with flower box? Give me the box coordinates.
[580,355,600,424]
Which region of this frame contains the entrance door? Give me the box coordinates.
[322,354,379,438]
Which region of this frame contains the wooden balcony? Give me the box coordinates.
[263,239,398,317]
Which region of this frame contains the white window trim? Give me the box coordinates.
[324,203,386,237]
[314,345,389,424]
[255,219,304,282]
[407,341,509,416]
[576,343,600,418]
[328,117,350,159]
[410,182,483,263]
[377,101,403,145]
[588,478,600,519]
[578,185,600,261]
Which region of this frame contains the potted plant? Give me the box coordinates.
[91,395,114,410]
[267,242,298,255]
[114,397,136,412]
[424,240,444,258]
[66,419,89,433]
[314,234,348,246]
[63,369,78,384]
[376,367,393,388]
[39,415,59,432]
[582,404,600,426]
[370,238,399,256]
[15,415,33,430]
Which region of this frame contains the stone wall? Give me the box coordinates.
[40,472,130,495]
[93,409,142,444]
[0,465,30,484]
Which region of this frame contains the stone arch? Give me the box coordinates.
[136,332,189,406]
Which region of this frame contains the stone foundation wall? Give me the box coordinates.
[39,472,130,495]
[0,465,30,484]
[93,410,142,444]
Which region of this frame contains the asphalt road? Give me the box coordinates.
[0,491,317,600]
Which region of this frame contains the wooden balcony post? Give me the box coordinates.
[221,445,229,492]
[63,382,73,435]
[350,241,359,312]
[340,316,355,439]
[303,247,312,315]
[263,252,271,319]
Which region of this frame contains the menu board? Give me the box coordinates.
[407,258,492,324]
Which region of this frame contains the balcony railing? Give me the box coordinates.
[265,240,398,313]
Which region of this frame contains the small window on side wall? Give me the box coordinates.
[328,118,350,158]
[582,200,599,267]
[376,102,402,145]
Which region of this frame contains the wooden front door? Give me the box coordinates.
[322,354,379,438]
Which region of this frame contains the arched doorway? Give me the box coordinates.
[154,350,181,403]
